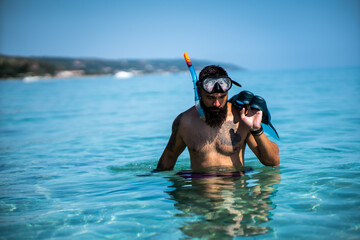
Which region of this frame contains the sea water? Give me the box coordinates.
[0,67,359,239]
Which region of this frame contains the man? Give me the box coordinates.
[157,65,279,171]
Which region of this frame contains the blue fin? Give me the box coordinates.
[230,91,280,140]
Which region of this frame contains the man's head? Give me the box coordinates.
[198,65,234,128]
[199,65,229,82]
[198,65,241,94]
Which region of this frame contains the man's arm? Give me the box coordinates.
[156,114,187,171]
[246,132,280,167]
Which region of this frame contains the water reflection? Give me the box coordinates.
[165,167,281,239]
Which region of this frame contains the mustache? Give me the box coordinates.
[208,105,225,111]
[200,100,228,128]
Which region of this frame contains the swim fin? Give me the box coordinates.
[230,91,280,140]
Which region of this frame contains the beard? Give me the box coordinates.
[200,100,228,128]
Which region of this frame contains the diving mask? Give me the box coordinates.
[198,77,242,94]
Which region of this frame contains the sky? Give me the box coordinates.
[0,0,359,70]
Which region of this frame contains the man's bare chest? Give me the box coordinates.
[183,121,247,156]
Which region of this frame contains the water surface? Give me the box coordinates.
[0,68,359,239]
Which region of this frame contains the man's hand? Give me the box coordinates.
[240,106,262,131]
[242,105,280,167]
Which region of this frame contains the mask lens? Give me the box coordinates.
[203,79,216,93]
[202,77,232,93]
[217,78,231,92]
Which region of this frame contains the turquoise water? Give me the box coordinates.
[1,68,360,239]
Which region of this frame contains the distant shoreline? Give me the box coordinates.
[2,69,194,81]
[0,55,243,80]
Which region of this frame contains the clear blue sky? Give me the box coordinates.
[1,0,359,70]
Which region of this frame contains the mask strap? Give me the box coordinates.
[231,80,242,87]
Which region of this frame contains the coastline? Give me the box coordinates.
[0,55,243,81]
[1,70,190,82]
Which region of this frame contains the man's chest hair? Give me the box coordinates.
[184,120,244,151]
[216,121,243,147]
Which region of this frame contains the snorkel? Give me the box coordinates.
[184,52,205,120]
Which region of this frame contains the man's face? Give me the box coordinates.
[200,89,228,128]
[200,90,228,109]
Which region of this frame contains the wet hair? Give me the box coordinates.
[198,65,229,82]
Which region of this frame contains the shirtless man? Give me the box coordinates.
[157,65,279,171]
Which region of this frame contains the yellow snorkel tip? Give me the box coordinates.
[184,52,192,67]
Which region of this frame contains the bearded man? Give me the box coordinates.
[157,65,279,171]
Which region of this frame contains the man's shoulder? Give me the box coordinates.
[183,106,198,117]
[228,102,241,119]
[174,106,198,127]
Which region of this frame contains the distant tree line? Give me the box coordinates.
[0,55,243,79]
[0,56,58,78]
